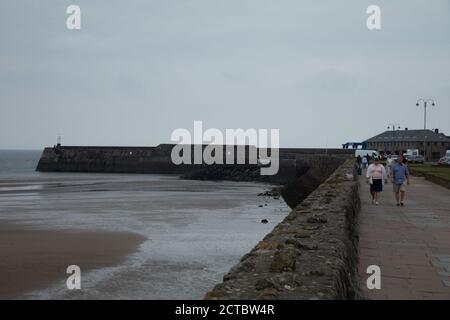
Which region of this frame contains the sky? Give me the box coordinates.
[1,0,449,149]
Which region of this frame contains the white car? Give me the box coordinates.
[438,157,450,166]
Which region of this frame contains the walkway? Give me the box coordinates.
[358,174,450,299]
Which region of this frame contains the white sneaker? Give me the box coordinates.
[375,201,379,205]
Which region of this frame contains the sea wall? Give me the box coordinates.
[36,145,182,174]
[205,159,361,300]
[36,145,353,184]
[280,155,346,208]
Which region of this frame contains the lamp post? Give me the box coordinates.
[416,98,436,162]
[387,123,400,154]
[416,99,435,130]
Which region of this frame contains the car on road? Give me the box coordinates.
[405,154,424,164]
[437,157,450,166]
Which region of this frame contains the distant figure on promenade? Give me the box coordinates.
[356,155,362,175]
[365,154,371,166]
[391,154,410,206]
[386,154,394,176]
[362,156,368,169]
[366,158,387,205]
[356,155,362,165]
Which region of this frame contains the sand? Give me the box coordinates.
[0,223,145,299]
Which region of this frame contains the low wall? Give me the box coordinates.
[205,159,361,300]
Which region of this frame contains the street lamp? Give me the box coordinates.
[416,98,435,130]
[416,98,436,162]
[387,123,401,154]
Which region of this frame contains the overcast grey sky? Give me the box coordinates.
[1,0,449,149]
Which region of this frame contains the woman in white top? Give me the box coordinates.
[366,158,387,205]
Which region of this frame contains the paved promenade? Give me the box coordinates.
[358,174,450,299]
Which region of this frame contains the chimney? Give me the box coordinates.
[435,128,439,134]
[405,128,408,131]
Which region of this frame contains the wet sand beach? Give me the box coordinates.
[0,222,145,299]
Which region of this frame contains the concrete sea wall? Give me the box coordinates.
[36,145,182,174]
[280,155,346,208]
[36,145,352,185]
[205,159,360,300]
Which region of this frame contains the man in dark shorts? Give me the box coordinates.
[391,154,410,206]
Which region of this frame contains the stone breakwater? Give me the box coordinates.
[205,159,361,300]
[36,144,352,178]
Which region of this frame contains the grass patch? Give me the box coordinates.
[409,164,450,182]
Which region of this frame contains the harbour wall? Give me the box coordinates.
[36,144,353,185]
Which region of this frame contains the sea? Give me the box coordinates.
[0,150,290,299]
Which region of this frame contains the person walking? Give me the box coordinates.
[357,155,362,165]
[386,154,394,177]
[391,154,410,206]
[366,157,387,205]
[365,154,371,166]
[356,155,362,175]
[362,156,368,169]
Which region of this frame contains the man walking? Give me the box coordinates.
[391,154,410,206]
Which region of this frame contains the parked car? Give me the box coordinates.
[437,157,450,166]
[406,154,424,164]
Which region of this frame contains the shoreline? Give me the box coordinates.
[0,222,145,299]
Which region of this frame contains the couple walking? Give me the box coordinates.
[366,154,410,206]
